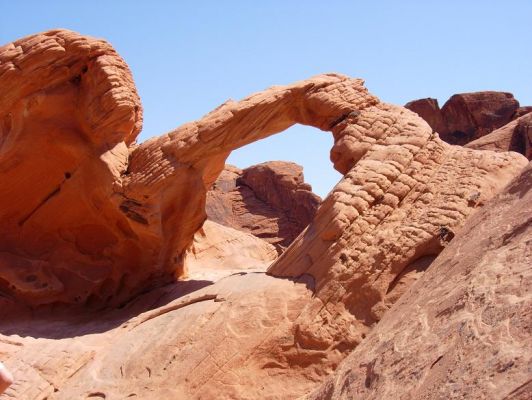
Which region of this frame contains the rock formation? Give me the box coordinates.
[0,30,143,307]
[515,106,532,118]
[306,163,532,400]
[440,91,519,144]
[403,98,447,135]
[206,162,321,252]
[184,220,277,281]
[0,29,529,400]
[406,91,527,147]
[466,113,532,159]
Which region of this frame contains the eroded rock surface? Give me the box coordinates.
[0,273,316,400]
[206,162,321,252]
[0,30,145,306]
[440,91,519,144]
[307,163,532,400]
[406,91,524,147]
[0,29,529,400]
[184,220,277,281]
[466,113,532,159]
[515,106,532,118]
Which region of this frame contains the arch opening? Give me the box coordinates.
[226,124,341,198]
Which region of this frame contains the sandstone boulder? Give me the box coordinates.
[515,106,532,118]
[440,91,519,144]
[466,113,532,159]
[307,163,532,400]
[206,162,321,252]
[406,91,521,146]
[404,98,447,135]
[0,30,144,306]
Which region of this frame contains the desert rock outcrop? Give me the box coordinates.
[0,30,144,306]
[406,91,524,147]
[466,113,532,159]
[515,106,532,118]
[440,91,519,144]
[184,220,277,281]
[307,163,532,400]
[403,98,447,135]
[0,29,529,400]
[206,162,321,252]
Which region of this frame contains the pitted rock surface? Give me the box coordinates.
[0,29,529,400]
[306,164,532,400]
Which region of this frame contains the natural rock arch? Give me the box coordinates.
[0,28,527,328]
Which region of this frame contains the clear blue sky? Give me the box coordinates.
[2,1,531,197]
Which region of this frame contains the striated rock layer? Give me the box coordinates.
[307,163,532,400]
[206,162,321,252]
[0,29,529,400]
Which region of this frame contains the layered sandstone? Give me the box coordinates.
[0,30,529,400]
[206,162,321,252]
[307,163,532,400]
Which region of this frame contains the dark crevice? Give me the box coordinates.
[119,199,149,225]
[18,186,61,226]
[18,171,75,226]
[328,113,350,130]
[430,355,444,369]
[70,74,82,85]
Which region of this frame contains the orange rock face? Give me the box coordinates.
[206,162,321,252]
[0,30,529,400]
[404,98,447,135]
[307,164,532,400]
[0,30,143,306]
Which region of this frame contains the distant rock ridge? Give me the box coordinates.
[405,92,531,153]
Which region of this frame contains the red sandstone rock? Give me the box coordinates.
[206,162,321,252]
[307,163,532,400]
[439,91,519,144]
[0,30,144,307]
[466,113,532,159]
[515,105,532,118]
[406,92,523,147]
[404,98,447,135]
[0,29,529,400]
[184,220,277,281]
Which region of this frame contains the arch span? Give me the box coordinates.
[0,29,526,319]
